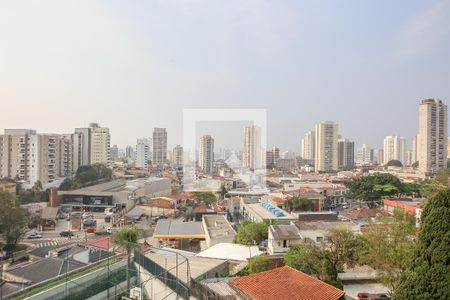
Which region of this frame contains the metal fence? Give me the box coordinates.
[134,251,190,299]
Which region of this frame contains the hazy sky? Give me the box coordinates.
[1,1,450,152]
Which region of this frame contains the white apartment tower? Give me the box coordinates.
[199,135,214,174]
[89,123,111,166]
[0,130,73,184]
[243,125,262,170]
[136,138,152,168]
[300,131,315,160]
[418,99,448,173]
[357,144,372,165]
[314,121,338,172]
[152,128,167,166]
[383,135,407,166]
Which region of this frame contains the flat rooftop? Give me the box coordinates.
[196,243,263,262]
[144,252,226,283]
[202,215,236,240]
[244,203,297,220]
[270,225,302,239]
[153,219,206,239]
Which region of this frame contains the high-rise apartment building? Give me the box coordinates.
[300,131,315,160]
[73,123,110,170]
[338,138,355,168]
[418,99,448,173]
[199,135,214,174]
[152,128,167,166]
[89,123,111,166]
[0,130,73,184]
[375,149,384,165]
[110,145,119,162]
[136,138,152,169]
[173,145,184,168]
[412,135,418,164]
[383,135,407,166]
[243,125,262,170]
[357,144,372,165]
[73,127,91,171]
[59,134,74,177]
[266,147,280,167]
[314,121,338,172]
[125,146,135,159]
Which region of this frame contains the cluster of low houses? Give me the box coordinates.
[1,175,425,300]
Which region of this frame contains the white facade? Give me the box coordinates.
[383,135,407,166]
[300,130,315,160]
[152,128,167,166]
[243,125,262,170]
[357,144,372,165]
[90,123,111,166]
[314,121,338,172]
[136,138,152,169]
[0,130,72,184]
[199,135,214,174]
[418,99,448,173]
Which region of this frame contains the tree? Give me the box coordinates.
[385,160,403,167]
[111,227,143,290]
[234,221,268,245]
[359,210,416,292]
[191,191,216,205]
[284,241,327,280]
[393,188,450,299]
[0,191,30,255]
[422,168,450,198]
[346,173,404,207]
[248,256,270,274]
[325,227,361,274]
[59,178,80,191]
[285,196,315,212]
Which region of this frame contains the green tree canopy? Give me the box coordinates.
[285,196,315,212]
[0,191,30,255]
[385,160,403,167]
[234,221,268,245]
[346,173,404,207]
[191,191,216,205]
[359,210,416,292]
[248,256,270,274]
[393,188,450,299]
[422,168,450,198]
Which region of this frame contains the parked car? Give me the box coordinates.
[85,227,96,233]
[60,231,74,237]
[82,212,93,219]
[94,231,111,236]
[357,292,390,300]
[26,232,42,239]
[83,219,97,226]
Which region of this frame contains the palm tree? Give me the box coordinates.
[111,227,143,290]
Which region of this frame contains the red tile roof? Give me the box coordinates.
[270,197,285,204]
[231,266,345,300]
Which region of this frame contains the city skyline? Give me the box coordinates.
[1,1,450,151]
